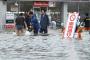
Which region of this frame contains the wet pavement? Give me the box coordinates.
[0,29,90,60]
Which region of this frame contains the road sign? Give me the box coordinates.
[64,12,79,38]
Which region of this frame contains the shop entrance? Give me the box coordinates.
[7,1,63,29]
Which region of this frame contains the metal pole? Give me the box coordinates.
[78,2,79,13]
[18,0,20,16]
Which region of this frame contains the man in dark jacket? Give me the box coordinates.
[24,12,32,31]
[40,9,49,34]
[29,11,39,36]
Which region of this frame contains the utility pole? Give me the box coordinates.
[18,0,20,16]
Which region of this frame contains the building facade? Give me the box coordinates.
[0,1,7,30]
[0,0,90,30]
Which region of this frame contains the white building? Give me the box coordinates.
[0,1,7,30]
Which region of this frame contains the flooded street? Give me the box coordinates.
[0,29,90,60]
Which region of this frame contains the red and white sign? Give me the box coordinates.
[64,12,79,38]
[33,1,48,7]
[4,24,15,29]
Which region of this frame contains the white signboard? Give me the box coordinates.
[6,12,14,20]
[49,2,55,7]
[64,12,79,38]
